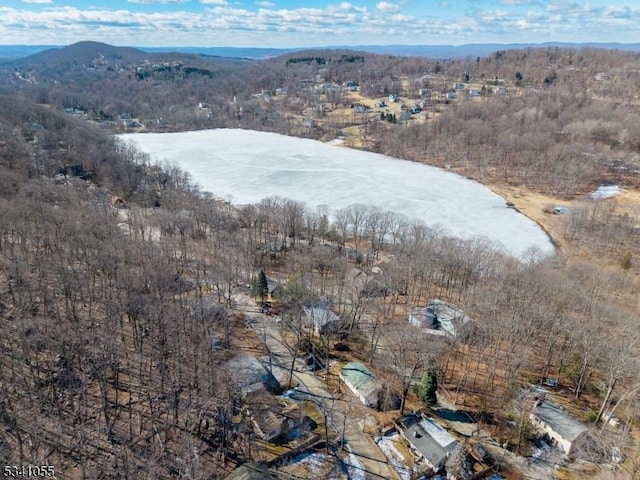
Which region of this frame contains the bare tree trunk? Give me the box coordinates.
[596,377,616,423]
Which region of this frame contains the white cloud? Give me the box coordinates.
[21,0,53,4]
[467,1,640,42]
[376,2,400,13]
[601,5,632,19]
[2,1,640,47]
[338,2,367,13]
[255,1,274,7]
[545,1,582,14]
[499,0,539,5]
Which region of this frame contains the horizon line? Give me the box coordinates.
[2,41,640,48]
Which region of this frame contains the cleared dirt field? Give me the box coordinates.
[489,183,571,252]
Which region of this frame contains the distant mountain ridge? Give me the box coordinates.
[350,42,640,58]
[141,46,298,60]
[7,41,148,66]
[2,41,640,63]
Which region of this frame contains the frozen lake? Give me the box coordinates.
[119,129,555,258]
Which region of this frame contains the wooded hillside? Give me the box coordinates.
[1,45,640,479]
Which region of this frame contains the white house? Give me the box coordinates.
[529,399,590,458]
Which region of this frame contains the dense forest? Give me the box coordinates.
[0,43,639,479]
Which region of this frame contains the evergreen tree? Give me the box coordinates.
[251,269,269,302]
[514,71,524,86]
[416,363,438,407]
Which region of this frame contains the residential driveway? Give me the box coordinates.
[435,391,564,480]
[433,392,482,437]
[232,293,396,480]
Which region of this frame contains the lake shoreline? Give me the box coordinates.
[118,128,555,259]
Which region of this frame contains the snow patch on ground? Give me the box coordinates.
[344,446,367,480]
[530,441,551,460]
[377,433,416,480]
[119,129,555,259]
[280,388,298,399]
[591,184,625,199]
[291,451,331,469]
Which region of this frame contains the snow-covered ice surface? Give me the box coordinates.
[119,129,555,259]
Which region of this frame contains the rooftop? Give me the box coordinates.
[346,267,370,290]
[410,299,472,337]
[266,279,282,295]
[244,390,284,439]
[398,413,458,469]
[226,354,279,395]
[346,268,386,296]
[225,462,273,480]
[531,400,588,443]
[339,361,379,399]
[303,306,341,333]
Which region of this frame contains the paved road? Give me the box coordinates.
[233,293,396,480]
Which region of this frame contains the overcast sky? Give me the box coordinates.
[1,1,639,48]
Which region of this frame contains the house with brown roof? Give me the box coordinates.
[243,390,314,442]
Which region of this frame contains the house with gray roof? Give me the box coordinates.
[225,462,273,480]
[409,299,474,340]
[346,268,386,297]
[529,399,590,458]
[226,354,280,396]
[303,306,342,336]
[396,413,458,471]
[339,362,381,408]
